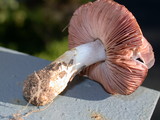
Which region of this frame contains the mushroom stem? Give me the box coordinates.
[23,40,106,106]
[68,40,106,70]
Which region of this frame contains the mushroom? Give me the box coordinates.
[23,0,155,106]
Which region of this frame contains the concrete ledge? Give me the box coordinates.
[0,47,159,120]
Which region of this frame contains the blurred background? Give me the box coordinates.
[0,0,88,60]
[0,0,159,119]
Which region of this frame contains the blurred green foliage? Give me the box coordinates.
[35,37,68,60]
[0,0,90,60]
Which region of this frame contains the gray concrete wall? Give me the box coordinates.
[0,47,159,120]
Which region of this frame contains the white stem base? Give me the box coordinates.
[23,40,106,106]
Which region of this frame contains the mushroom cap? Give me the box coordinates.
[68,0,155,95]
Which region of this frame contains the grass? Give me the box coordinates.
[34,37,68,61]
